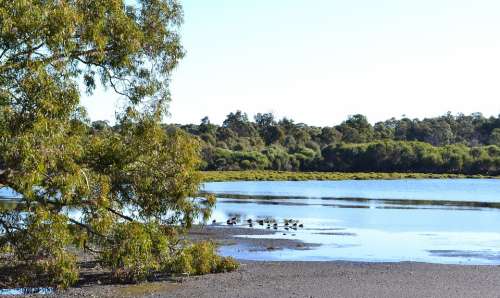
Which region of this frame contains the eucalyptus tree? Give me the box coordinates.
[0,0,235,288]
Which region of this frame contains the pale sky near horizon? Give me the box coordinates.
[82,0,500,126]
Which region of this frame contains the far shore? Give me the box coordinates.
[201,170,499,182]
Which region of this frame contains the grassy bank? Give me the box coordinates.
[200,170,498,182]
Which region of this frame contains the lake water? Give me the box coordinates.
[202,179,500,264]
[2,179,500,265]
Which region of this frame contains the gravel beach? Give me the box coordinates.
[28,225,500,298]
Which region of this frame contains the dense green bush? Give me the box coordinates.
[176,111,500,175]
[100,224,238,282]
[320,141,499,175]
[171,241,239,276]
[199,140,499,175]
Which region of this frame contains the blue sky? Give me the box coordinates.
[82,0,500,126]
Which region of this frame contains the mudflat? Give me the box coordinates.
[45,226,500,298]
[50,261,500,298]
[158,261,500,298]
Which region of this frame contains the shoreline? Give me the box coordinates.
[37,225,500,297]
[187,225,320,252]
[50,261,500,298]
[152,261,500,298]
[201,170,499,182]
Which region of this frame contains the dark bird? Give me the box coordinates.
[299,224,304,228]
[212,219,217,224]
[247,218,252,223]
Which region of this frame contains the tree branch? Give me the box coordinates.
[106,207,134,222]
[0,48,8,60]
[83,243,102,254]
[67,217,110,242]
[74,56,131,99]
[0,47,114,73]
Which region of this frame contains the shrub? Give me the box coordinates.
[170,241,239,276]
[6,208,79,289]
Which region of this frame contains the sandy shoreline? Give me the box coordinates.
[28,225,499,298]
[154,261,500,298]
[49,260,500,298]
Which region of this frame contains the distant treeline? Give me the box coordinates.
[92,112,500,175]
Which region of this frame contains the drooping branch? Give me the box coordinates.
[67,217,110,242]
[74,56,133,100]
[106,207,134,222]
[0,47,115,73]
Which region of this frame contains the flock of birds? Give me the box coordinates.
[213,217,304,230]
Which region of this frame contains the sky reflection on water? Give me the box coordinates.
[204,179,500,264]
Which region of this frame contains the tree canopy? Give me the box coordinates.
[176,111,500,175]
[0,0,235,288]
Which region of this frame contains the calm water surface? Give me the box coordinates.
[2,179,500,265]
[203,179,500,264]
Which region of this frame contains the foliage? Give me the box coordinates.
[100,222,171,282]
[0,0,236,289]
[100,224,238,282]
[170,241,238,276]
[490,128,500,146]
[175,111,500,175]
[5,207,79,288]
